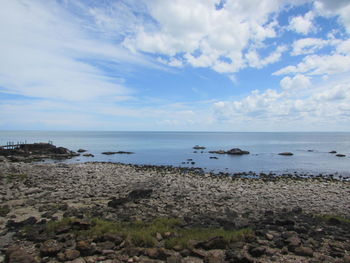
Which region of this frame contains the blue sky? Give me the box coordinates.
[1,0,350,131]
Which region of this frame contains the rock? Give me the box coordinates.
[225,250,254,263]
[0,232,15,249]
[40,239,63,256]
[209,148,249,155]
[107,197,129,208]
[275,219,295,226]
[343,255,350,263]
[102,151,134,155]
[209,157,218,159]
[227,148,250,155]
[167,255,182,263]
[76,241,95,256]
[205,250,225,263]
[196,237,227,250]
[336,154,346,157]
[83,153,94,157]
[193,146,206,150]
[0,143,78,161]
[5,246,36,263]
[64,249,81,260]
[327,217,341,225]
[286,235,301,251]
[248,246,266,257]
[278,152,293,156]
[329,150,337,154]
[7,217,37,229]
[77,149,87,153]
[181,256,203,263]
[294,246,314,257]
[70,258,86,263]
[128,189,153,200]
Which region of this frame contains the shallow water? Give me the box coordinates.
[1,131,350,177]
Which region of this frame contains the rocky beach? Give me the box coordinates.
[0,159,350,263]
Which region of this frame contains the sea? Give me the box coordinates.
[1,131,350,178]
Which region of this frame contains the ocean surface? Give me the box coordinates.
[1,131,350,177]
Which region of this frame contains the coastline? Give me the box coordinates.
[1,161,350,262]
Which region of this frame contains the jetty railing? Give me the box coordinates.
[0,140,53,150]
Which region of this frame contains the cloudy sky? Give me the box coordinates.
[1,0,350,131]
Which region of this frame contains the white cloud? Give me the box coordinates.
[246,46,287,68]
[122,0,294,73]
[212,76,350,130]
[0,0,156,101]
[291,38,328,55]
[274,53,350,76]
[314,0,350,32]
[280,74,311,90]
[289,11,315,35]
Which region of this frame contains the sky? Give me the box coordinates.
[1,0,350,131]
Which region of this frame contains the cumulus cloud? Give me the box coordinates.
[122,0,293,73]
[288,11,315,35]
[212,76,350,130]
[291,38,329,55]
[314,0,350,32]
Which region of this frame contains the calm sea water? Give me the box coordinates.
[1,131,350,177]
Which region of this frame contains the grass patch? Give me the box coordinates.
[45,217,253,248]
[6,173,27,180]
[165,227,253,249]
[317,214,350,224]
[46,217,75,233]
[0,205,10,217]
[80,217,182,247]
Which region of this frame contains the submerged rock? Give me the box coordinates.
[193,145,206,150]
[278,152,294,156]
[208,148,250,155]
[102,151,134,155]
[336,154,346,157]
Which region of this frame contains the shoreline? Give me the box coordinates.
[1,161,350,262]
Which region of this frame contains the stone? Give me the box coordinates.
[181,256,203,263]
[167,255,182,263]
[40,239,63,256]
[208,148,249,155]
[128,189,153,200]
[248,246,266,257]
[336,154,346,157]
[343,255,350,263]
[205,250,225,263]
[5,246,36,263]
[294,247,314,257]
[77,149,87,153]
[64,249,81,260]
[6,217,37,229]
[193,146,206,150]
[76,241,95,256]
[196,237,227,250]
[286,235,301,251]
[70,258,86,263]
[278,152,293,156]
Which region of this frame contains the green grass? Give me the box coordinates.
[46,217,74,233]
[0,205,10,217]
[317,214,350,224]
[44,217,253,248]
[5,173,27,180]
[164,227,253,249]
